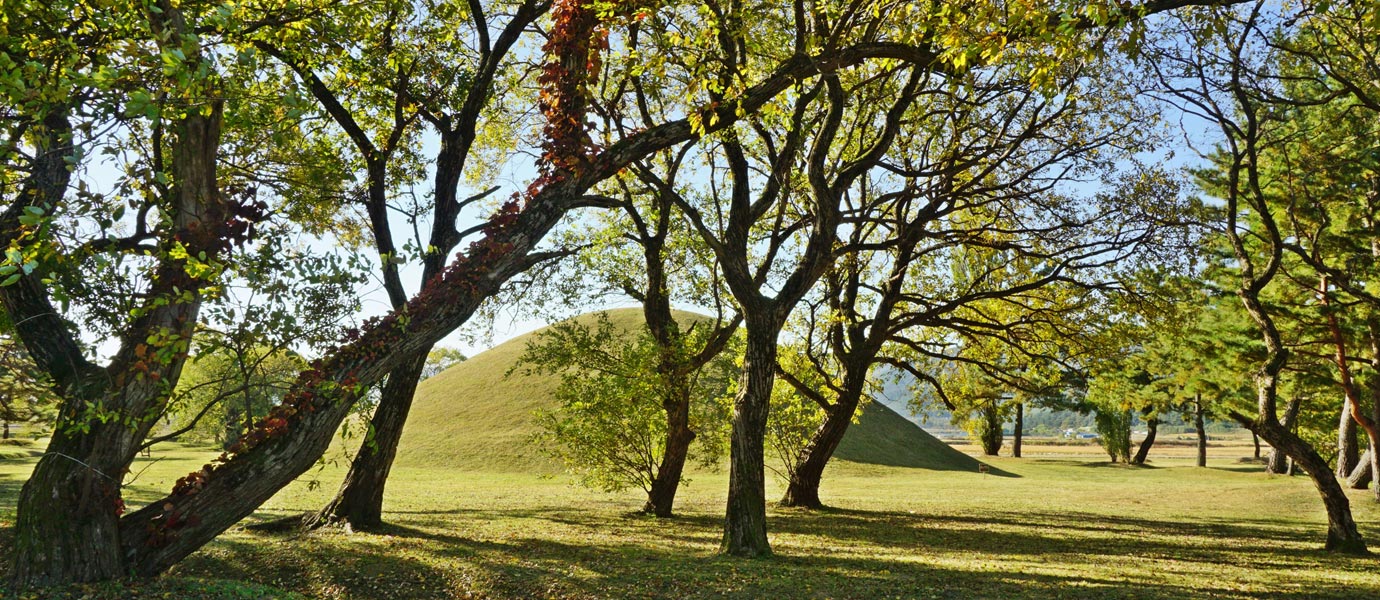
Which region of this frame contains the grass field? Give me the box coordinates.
[3,442,1379,599]
[2,311,1378,598]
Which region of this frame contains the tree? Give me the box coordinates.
[1148,2,1368,552]
[0,0,921,583]
[515,312,734,511]
[0,336,56,439]
[247,0,553,532]
[421,347,467,380]
[772,56,1170,501]
[163,345,307,449]
[1,0,1262,587]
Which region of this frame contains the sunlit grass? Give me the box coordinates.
[3,443,1377,599]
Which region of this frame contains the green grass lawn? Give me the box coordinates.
[3,446,1379,599]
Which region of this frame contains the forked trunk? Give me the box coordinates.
[308,351,429,530]
[1131,417,1158,465]
[722,325,776,557]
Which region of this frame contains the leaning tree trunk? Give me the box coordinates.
[1132,417,1158,465]
[1251,419,1367,553]
[645,379,695,517]
[1266,398,1300,475]
[722,322,777,557]
[780,381,865,509]
[308,351,429,530]
[1337,395,1361,479]
[1194,397,1207,468]
[1348,448,1374,490]
[1012,403,1023,458]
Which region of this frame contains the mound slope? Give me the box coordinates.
[396,308,977,473]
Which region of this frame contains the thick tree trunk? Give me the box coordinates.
[645,382,695,517]
[1348,448,1373,489]
[1012,403,1023,458]
[9,80,224,585]
[1194,397,1207,468]
[308,351,429,530]
[780,391,862,509]
[722,324,776,557]
[1132,417,1158,465]
[2,421,8,440]
[1251,419,1367,553]
[1337,395,1361,479]
[1252,431,1260,459]
[1370,360,1380,501]
[1266,398,1300,475]
[10,426,131,585]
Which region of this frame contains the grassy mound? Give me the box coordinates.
[835,399,981,470]
[397,308,978,473]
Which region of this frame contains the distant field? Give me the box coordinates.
[3,445,1378,599]
[947,436,1263,460]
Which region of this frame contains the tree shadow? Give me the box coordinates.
[161,502,1380,600]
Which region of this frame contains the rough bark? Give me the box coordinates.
[722,323,777,556]
[779,378,864,509]
[1348,448,1373,489]
[1194,396,1207,468]
[1337,395,1361,479]
[307,352,428,530]
[1132,417,1158,465]
[1266,398,1300,475]
[11,425,128,585]
[9,62,229,584]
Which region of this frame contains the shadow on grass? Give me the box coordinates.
[1210,464,1270,474]
[159,502,1380,600]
